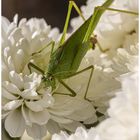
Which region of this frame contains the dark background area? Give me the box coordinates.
[2,0,86,31]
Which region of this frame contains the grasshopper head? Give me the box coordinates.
[90,36,97,50]
[43,74,56,90]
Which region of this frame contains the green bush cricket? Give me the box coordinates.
[28,0,138,101]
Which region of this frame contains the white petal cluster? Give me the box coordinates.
[111,32,138,75]
[97,71,138,140]
[52,127,99,140]
[2,15,60,76]
[2,71,54,139]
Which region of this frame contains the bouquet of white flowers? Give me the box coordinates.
[2,0,138,140]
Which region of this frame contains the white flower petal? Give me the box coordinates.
[2,88,18,100]
[9,28,23,44]
[51,115,73,124]
[14,49,25,72]
[9,71,24,90]
[7,56,15,71]
[25,101,44,112]
[29,109,50,125]
[46,119,61,134]
[5,109,26,137]
[36,94,55,108]
[18,38,30,55]
[52,132,68,140]
[3,100,23,111]
[26,124,47,139]
[2,16,10,35]
[60,122,85,133]
[2,111,11,119]
[21,89,40,100]
[3,81,21,95]
[67,102,96,121]
[48,109,73,116]
[21,105,32,126]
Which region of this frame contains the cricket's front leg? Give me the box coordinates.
[31,41,55,57]
[59,0,86,46]
[90,35,109,53]
[28,62,44,74]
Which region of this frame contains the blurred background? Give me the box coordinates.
[2,0,86,31]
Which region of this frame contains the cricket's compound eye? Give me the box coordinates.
[50,77,53,81]
[90,36,97,50]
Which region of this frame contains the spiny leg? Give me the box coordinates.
[59,0,86,46]
[66,65,94,101]
[90,35,109,53]
[28,62,44,74]
[52,79,77,97]
[28,41,55,74]
[96,6,138,15]
[32,41,55,56]
[71,0,86,21]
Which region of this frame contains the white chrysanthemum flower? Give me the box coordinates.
[2,71,54,139]
[2,15,60,76]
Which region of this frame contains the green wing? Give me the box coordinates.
[47,17,91,77]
